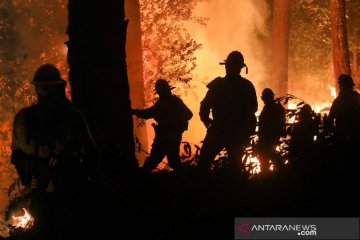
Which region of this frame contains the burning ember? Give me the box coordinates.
[10,208,34,230]
[269,163,275,171]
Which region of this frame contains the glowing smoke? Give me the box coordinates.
[182,0,271,145]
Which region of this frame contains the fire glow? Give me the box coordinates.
[242,150,261,175]
[312,85,337,114]
[11,208,34,230]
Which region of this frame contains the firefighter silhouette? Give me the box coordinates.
[197,51,258,173]
[289,104,318,160]
[131,79,193,172]
[257,88,286,173]
[11,64,98,239]
[329,74,360,147]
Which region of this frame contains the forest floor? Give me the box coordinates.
[4,147,358,240]
[90,148,359,239]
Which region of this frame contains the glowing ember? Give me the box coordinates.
[276,145,281,152]
[269,164,274,171]
[243,154,261,174]
[11,208,34,230]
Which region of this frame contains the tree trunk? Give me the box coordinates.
[352,31,358,79]
[125,0,148,166]
[271,0,291,96]
[353,38,359,87]
[329,0,351,90]
[67,0,138,175]
[353,43,358,76]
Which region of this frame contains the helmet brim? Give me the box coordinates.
[32,78,66,85]
[155,86,176,93]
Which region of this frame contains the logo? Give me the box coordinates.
[237,222,250,235]
[235,218,359,239]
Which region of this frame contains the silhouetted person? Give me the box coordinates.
[329,74,360,147]
[328,74,360,206]
[132,79,193,172]
[257,88,286,174]
[10,64,98,240]
[289,104,317,160]
[197,51,258,174]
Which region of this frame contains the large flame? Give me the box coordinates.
[328,85,337,99]
[311,85,336,114]
[11,208,34,230]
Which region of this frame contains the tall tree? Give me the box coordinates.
[346,0,360,86]
[140,0,204,104]
[67,0,138,175]
[329,0,351,89]
[353,34,358,78]
[271,0,291,96]
[125,0,148,165]
[288,0,333,99]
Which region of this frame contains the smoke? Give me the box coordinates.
[181,0,271,145]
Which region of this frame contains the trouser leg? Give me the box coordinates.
[258,140,282,172]
[257,143,271,173]
[143,136,167,172]
[227,137,248,173]
[197,131,224,173]
[166,134,182,171]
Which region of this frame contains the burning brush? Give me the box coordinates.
[2,180,35,237]
[9,208,34,230]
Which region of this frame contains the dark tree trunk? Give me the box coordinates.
[329,0,351,90]
[67,0,138,174]
[271,0,291,96]
[125,0,148,166]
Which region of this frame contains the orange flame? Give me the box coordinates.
[11,208,34,230]
[287,102,298,124]
[328,85,337,99]
[243,153,261,174]
[269,163,274,171]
